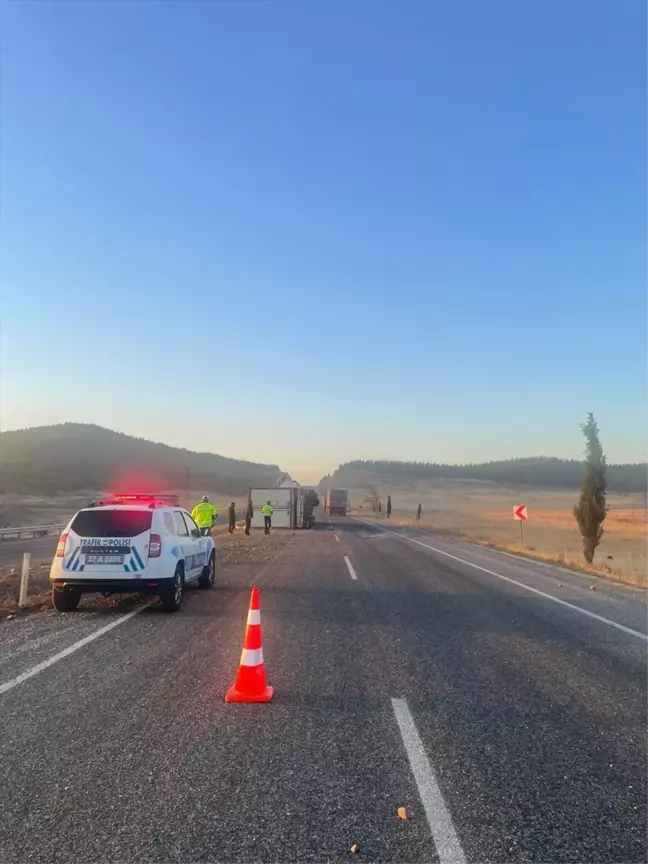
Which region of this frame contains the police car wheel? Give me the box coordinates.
[198,552,215,589]
[160,567,183,613]
[52,586,81,612]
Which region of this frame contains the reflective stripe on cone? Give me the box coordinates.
[241,647,263,666]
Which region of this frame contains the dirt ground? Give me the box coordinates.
[0,558,52,614]
[217,527,297,568]
[0,526,296,616]
[353,481,647,587]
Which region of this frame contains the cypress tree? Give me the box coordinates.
[573,413,608,564]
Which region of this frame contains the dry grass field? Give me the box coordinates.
[352,480,647,587]
[0,490,248,530]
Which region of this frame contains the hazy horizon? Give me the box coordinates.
[1,2,645,484]
[1,420,645,488]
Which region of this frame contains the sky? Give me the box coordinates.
[1,0,646,484]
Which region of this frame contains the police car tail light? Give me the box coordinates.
[149,534,162,558]
[56,533,69,558]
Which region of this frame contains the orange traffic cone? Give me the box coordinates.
[225,585,273,703]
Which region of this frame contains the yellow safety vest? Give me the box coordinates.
[191,502,217,528]
[262,504,274,517]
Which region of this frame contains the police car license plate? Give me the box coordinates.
[85,554,124,565]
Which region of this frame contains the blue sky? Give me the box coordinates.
[1,0,646,483]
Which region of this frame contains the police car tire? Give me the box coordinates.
[160,567,184,613]
[52,586,81,612]
[198,551,216,589]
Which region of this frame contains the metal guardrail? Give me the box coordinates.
[0,524,65,541]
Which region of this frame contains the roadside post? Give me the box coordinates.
[19,552,31,607]
[513,505,528,545]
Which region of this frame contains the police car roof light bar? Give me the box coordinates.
[90,493,181,508]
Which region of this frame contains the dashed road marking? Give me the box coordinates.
[392,697,466,864]
[0,606,148,696]
[354,519,647,642]
[344,556,358,580]
[334,533,340,542]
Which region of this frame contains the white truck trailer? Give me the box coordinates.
[248,478,317,530]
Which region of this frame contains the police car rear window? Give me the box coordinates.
[70,510,153,538]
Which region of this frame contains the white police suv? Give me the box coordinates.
[49,494,216,613]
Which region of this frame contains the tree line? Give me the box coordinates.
[322,455,646,493]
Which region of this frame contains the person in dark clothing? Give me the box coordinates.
[386,495,392,519]
[244,500,253,535]
[416,503,422,522]
[228,502,236,534]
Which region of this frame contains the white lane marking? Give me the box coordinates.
[392,697,466,864]
[344,556,358,580]
[353,519,647,642]
[461,543,569,573]
[334,533,340,543]
[0,606,148,695]
[0,627,74,665]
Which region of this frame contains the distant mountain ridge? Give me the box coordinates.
[0,424,282,496]
[321,457,647,493]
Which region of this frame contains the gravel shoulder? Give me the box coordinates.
[0,525,286,615]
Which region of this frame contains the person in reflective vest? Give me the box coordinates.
[191,496,217,536]
[262,501,274,535]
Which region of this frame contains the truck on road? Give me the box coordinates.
[248,481,319,530]
[324,489,349,517]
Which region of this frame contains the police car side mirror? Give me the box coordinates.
[191,528,200,539]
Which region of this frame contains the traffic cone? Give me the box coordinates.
[225,584,273,703]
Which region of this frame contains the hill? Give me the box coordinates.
[320,457,648,494]
[0,424,282,497]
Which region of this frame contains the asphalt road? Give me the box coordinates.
[0,514,645,863]
[0,535,58,567]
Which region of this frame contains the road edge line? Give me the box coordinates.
[391,697,466,864]
[0,605,149,695]
[353,518,647,642]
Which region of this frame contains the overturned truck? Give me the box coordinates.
[248,476,319,530]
